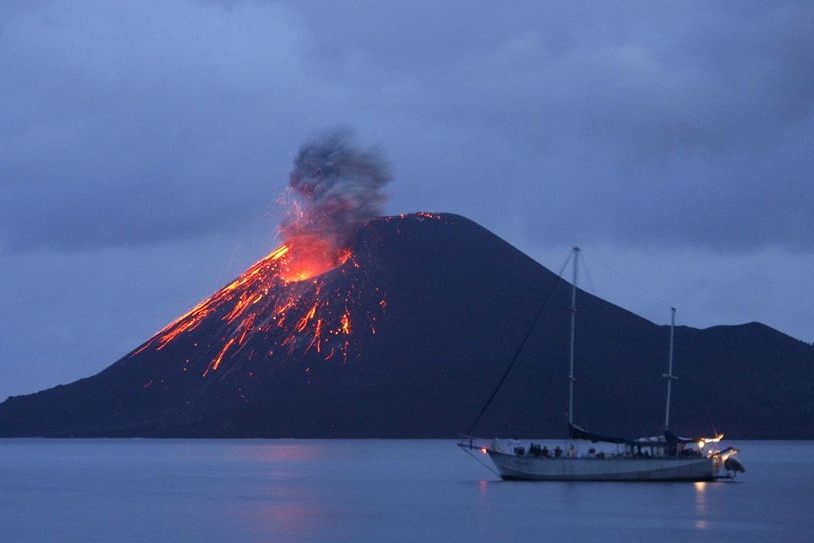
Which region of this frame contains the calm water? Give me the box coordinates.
[0,439,811,542]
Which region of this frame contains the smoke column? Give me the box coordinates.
[279,130,392,273]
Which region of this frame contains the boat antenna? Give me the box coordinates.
[662,307,678,431]
[567,247,579,428]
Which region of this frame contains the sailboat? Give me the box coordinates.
[459,247,745,482]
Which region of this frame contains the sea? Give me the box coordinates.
[0,439,811,542]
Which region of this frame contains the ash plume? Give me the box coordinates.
[280,130,392,252]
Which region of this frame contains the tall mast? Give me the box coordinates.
[567,247,580,427]
[663,307,678,431]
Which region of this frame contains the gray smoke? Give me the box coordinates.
[280,130,392,250]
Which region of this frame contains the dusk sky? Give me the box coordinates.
[1,0,812,401]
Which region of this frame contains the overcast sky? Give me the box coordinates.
[1,0,812,401]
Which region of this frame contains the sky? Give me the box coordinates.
[1,0,812,401]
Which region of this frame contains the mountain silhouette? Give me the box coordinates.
[0,213,811,438]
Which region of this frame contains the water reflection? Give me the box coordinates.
[693,481,708,529]
[478,479,491,509]
[231,441,325,462]
[4,440,814,541]
[256,502,329,540]
[227,441,337,540]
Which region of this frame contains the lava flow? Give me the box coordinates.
[133,236,383,377]
[131,131,392,379]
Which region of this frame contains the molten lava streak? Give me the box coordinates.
[132,238,383,378]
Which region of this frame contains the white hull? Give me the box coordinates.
[487,450,721,482]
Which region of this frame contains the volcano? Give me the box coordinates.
[1,213,812,438]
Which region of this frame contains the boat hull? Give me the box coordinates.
[488,450,720,482]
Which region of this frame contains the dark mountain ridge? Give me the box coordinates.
[1,213,811,438]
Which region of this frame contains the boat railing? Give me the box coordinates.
[459,435,737,466]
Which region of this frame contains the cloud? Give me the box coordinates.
[0,1,312,254]
[362,1,814,253]
[2,1,812,256]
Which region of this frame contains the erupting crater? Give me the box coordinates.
[276,239,353,284]
[132,130,395,379]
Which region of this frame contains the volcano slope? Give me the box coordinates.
[0,213,811,438]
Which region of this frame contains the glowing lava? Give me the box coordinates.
[276,238,352,283]
[132,237,384,378]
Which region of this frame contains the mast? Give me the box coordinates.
[567,247,580,427]
[663,307,678,431]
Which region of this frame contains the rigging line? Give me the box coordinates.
[579,251,597,297]
[585,247,674,312]
[466,250,574,436]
